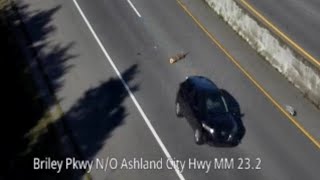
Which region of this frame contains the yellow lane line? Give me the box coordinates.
[176,0,320,149]
[240,0,320,69]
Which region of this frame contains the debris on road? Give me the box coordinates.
[285,105,296,116]
[169,52,188,64]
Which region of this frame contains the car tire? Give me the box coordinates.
[175,101,183,117]
[194,129,204,145]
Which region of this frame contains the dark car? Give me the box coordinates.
[175,76,245,146]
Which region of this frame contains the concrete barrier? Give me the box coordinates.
[204,0,320,108]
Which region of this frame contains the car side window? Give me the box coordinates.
[181,80,191,96]
[189,89,199,108]
[193,91,198,106]
[183,81,199,108]
[189,89,195,101]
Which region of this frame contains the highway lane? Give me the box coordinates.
[19,0,320,179]
[16,0,178,179]
[241,0,320,63]
[74,0,320,179]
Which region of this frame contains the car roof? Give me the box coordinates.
[187,76,219,92]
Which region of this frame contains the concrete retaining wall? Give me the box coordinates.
[204,0,320,108]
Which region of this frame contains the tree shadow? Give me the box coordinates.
[2,0,139,178]
[64,64,139,160]
[14,2,76,93]
[1,1,76,179]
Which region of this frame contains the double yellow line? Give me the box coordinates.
[239,0,320,69]
[176,0,320,149]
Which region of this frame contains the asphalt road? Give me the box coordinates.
[244,0,320,62]
[17,0,320,179]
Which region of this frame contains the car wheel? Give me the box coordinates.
[175,101,183,117]
[194,129,204,145]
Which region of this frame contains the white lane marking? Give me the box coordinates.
[72,0,185,180]
[127,0,142,17]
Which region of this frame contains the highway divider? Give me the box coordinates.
[204,0,320,108]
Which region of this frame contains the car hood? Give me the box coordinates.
[204,113,237,133]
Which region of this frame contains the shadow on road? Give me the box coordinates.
[1,1,75,179]
[2,0,140,179]
[15,2,75,93]
[64,64,139,160]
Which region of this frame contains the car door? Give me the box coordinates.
[177,81,189,114]
[185,87,202,130]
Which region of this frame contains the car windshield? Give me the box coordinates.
[205,92,228,115]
